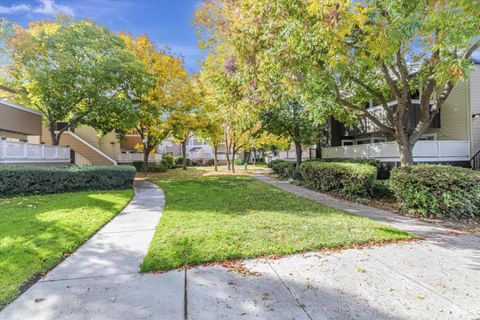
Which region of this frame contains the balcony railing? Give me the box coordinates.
[0,140,70,164]
[117,152,163,163]
[322,141,470,162]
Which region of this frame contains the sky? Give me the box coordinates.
[0,0,205,72]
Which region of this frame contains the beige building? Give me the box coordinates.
[0,100,70,165]
[322,60,480,169]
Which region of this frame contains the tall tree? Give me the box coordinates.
[120,33,188,175]
[169,76,202,170]
[0,16,144,145]
[197,0,480,165]
[262,102,318,168]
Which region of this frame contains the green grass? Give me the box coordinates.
[142,168,412,272]
[0,190,133,308]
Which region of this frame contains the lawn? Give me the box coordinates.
[0,190,133,309]
[142,167,412,272]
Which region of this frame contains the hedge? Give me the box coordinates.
[132,160,170,173]
[300,161,377,200]
[271,161,301,179]
[174,157,192,167]
[390,165,480,218]
[0,165,136,197]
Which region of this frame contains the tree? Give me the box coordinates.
[197,42,258,172]
[197,0,480,165]
[262,102,318,168]
[0,16,144,145]
[120,33,188,175]
[169,76,202,170]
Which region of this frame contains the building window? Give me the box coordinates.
[355,138,371,145]
[342,140,354,146]
[372,137,387,143]
[419,133,437,141]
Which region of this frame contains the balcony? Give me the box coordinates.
[322,141,470,162]
[117,152,163,163]
[0,140,70,164]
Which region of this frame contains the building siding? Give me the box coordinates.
[470,65,480,156]
[0,102,42,136]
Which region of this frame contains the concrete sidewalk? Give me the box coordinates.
[0,180,185,320]
[2,176,480,320]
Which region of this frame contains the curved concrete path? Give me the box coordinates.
[0,180,184,320]
[2,176,480,320]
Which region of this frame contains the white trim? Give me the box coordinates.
[63,131,117,165]
[0,99,42,116]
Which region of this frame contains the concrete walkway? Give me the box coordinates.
[0,180,184,320]
[2,176,480,319]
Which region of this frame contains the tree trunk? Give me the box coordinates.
[231,145,236,173]
[252,148,257,166]
[143,144,150,177]
[213,145,218,171]
[294,141,302,168]
[398,141,414,166]
[49,122,59,146]
[244,151,249,170]
[182,141,187,170]
[225,133,231,170]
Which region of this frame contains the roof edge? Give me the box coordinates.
[0,99,42,116]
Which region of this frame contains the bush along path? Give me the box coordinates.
[0,180,185,320]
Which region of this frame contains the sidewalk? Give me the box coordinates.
[0,180,184,320]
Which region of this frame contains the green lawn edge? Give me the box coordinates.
[0,189,134,309]
[142,170,413,272]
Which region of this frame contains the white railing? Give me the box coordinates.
[322,141,471,162]
[0,140,70,164]
[117,152,163,163]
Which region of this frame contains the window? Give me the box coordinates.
[419,133,437,141]
[355,139,371,145]
[372,137,387,144]
[342,140,354,146]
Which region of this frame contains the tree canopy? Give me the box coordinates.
[0,16,145,145]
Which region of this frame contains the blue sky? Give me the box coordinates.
[0,0,205,72]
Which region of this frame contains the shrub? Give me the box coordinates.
[304,158,381,168]
[234,158,244,165]
[372,179,395,200]
[272,161,301,179]
[390,165,480,218]
[149,160,170,172]
[192,158,215,166]
[0,165,136,197]
[132,161,145,172]
[268,159,286,169]
[162,154,174,168]
[300,162,377,200]
[174,157,191,166]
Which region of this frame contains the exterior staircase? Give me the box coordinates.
[472,149,480,170]
[42,128,117,166]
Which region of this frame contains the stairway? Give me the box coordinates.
[471,149,480,170]
[42,128,117,165]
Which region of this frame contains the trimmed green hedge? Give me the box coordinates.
[300,162,377,200]
[132,160,170,173]
[271,161,300,179]
[0,166,136,197]
[390,165,480,218]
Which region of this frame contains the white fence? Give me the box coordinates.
[117,152,163,163]
[0,140,70,164]
[322,141,471,162]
